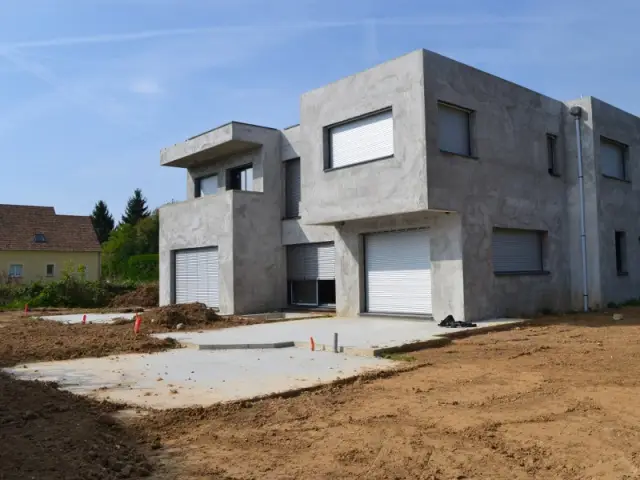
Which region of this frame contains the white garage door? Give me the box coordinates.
[174,247,219,308]
[365,230,432,315]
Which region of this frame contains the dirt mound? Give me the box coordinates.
[0,371,152,479]
[143,303,220,328]
[110,283,159,308]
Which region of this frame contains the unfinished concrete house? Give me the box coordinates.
[158,49,640,321]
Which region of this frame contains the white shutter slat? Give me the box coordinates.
[287,243,335,281]
[330,110,394,168]
[174,248,219,308]
[365,230,432,315]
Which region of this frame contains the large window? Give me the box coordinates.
[615,231,628,275]
[327,109,393,169]
[287,243,336,307]
[438,102,472,157]
[284,158,301,218]
[227,165,253,191]
[601,137,628,180]
[492,228,545,274]
[196,174,218,197]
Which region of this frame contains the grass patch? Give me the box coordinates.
[381,353,418,362]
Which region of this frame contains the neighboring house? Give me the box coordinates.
[158,49,640,321]
[0,205,101,283]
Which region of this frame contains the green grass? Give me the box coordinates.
[381,352,418,362]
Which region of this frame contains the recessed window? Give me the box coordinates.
[284,158,301,218]
[227,165,253,191]
[547,134,559,176]
[33,233,46,243]
[327,109,394,169]
[601,137,628,180]
[196,174,218,197]
[46,264,55,277]
[492,228,545,274]
[615,231,628,275]
[8,264,23,278]
[438,102,472,157]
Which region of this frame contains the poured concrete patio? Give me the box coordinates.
[37,313,136,324]
[154,316,525,356]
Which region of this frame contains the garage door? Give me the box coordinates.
[174,247,219,308]
[365,230,431,315]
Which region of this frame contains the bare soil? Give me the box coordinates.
[133,309,640,479]
[110,282,160,308]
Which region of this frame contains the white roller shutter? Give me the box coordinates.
[365,230,432,315]
[287,242,335,280]
[329,110,393,168]
[174,247,219,307]
[199,174,218,196]
[492,229,543,273]
[600,139,626,180]
[438,103,471,156]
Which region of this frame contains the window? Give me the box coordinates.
[492,228,545,274]
[284,158,301,218]
[327,109,393,169]
[547,134,559,176]
[227,165,253,191]
[8,264,23,278]
[615,231,627,275]
[601,137,627,180]
[438,102,472,157]
[46,264,55,277]
[196,174,218,197]
[33,233,46,243]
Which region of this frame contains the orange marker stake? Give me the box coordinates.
[134,314,142,334]
[310,336,315,351]
[24,304,29,316]
[81,314,87,325]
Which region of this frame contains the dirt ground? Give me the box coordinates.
[133,309,640,480]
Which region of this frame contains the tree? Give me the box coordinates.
[121,188,150,226]
[90,200,115,244]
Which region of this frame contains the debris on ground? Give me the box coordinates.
[110,282,159,308]
[140,303,221,329]
[0,371,152,480]
[438,314,477,328]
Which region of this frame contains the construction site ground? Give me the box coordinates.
[1,307,640,479]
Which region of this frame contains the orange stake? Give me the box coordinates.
[134,314,142,334]
[81,314,87,325]
[24,304,29,316]
[310,337,315,351]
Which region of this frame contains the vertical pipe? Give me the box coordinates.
[572,109,589,312]
[333,333,339,353]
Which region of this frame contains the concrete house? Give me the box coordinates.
[159,49,640,321]
[0,204,101,283]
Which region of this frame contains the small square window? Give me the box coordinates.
[8,264,23,278]
[196,174,218,197]
[227,165,253,191]
[33,233,46,243]
[615,231,628,275]
[547,134,559,176]
[438,102,472,157]
[46,264,55,277]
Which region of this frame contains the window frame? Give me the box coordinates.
[492,228,548,276]
[615,231,628,276]
[437,101,475,158]
[546,133,560,176]
[8,264,23,278]
[227,164,254,191]
[284,157,301,219]
[195,173,219,197]
[46,264,55,277]
[324,107,394,171]
[600,136,629,181]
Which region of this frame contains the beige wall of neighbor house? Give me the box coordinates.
[0,251,100,283]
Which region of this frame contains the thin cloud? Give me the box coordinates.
[129,78,164,95]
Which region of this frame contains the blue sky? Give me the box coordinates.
[1,0,638,219]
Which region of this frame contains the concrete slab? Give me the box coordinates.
[154,317,525,355]
[4,349,395,409]
[36,313,136,324]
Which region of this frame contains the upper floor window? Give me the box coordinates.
[33,233,46,243]
[438,102,472,157]
[326,109,393,169]
[601,137,628,181]
[227,164,253,191]
[196,174,218,197]
[285,158,301,218]
[492,228,545,275]
[8,264,23,278]
[546,134,559,176]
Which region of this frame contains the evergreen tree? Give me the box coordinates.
[121,188,150,226]
[90,200,115,244]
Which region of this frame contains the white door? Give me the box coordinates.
[365,230,432,315]
[174,247,219,308]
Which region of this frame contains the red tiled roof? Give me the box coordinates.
[0,204,101,252]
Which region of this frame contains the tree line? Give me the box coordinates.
[90,188,159,281]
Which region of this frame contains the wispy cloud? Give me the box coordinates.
[129,78,163,95]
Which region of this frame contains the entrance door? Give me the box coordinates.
[174,247,219,308]
[365,230,431,315]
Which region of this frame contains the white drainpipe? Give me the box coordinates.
[570,105,588,312]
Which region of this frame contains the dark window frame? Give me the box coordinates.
[492,228,548,276]
[601,136,629,182]
[437,101,475,158]
[46,264,55,277]
[33,233,47,243]
[615,231,628,276]
[284,158,301,219]
[226,164,254,191]
[194,173,218,198]
[546,133,560,176]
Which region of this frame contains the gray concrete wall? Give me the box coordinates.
[334,211,464,321]
[300,50,428,225]
[423,50,571,320]
[281,125,301,161]
[158,193,235,314]
[590,97,640,305]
